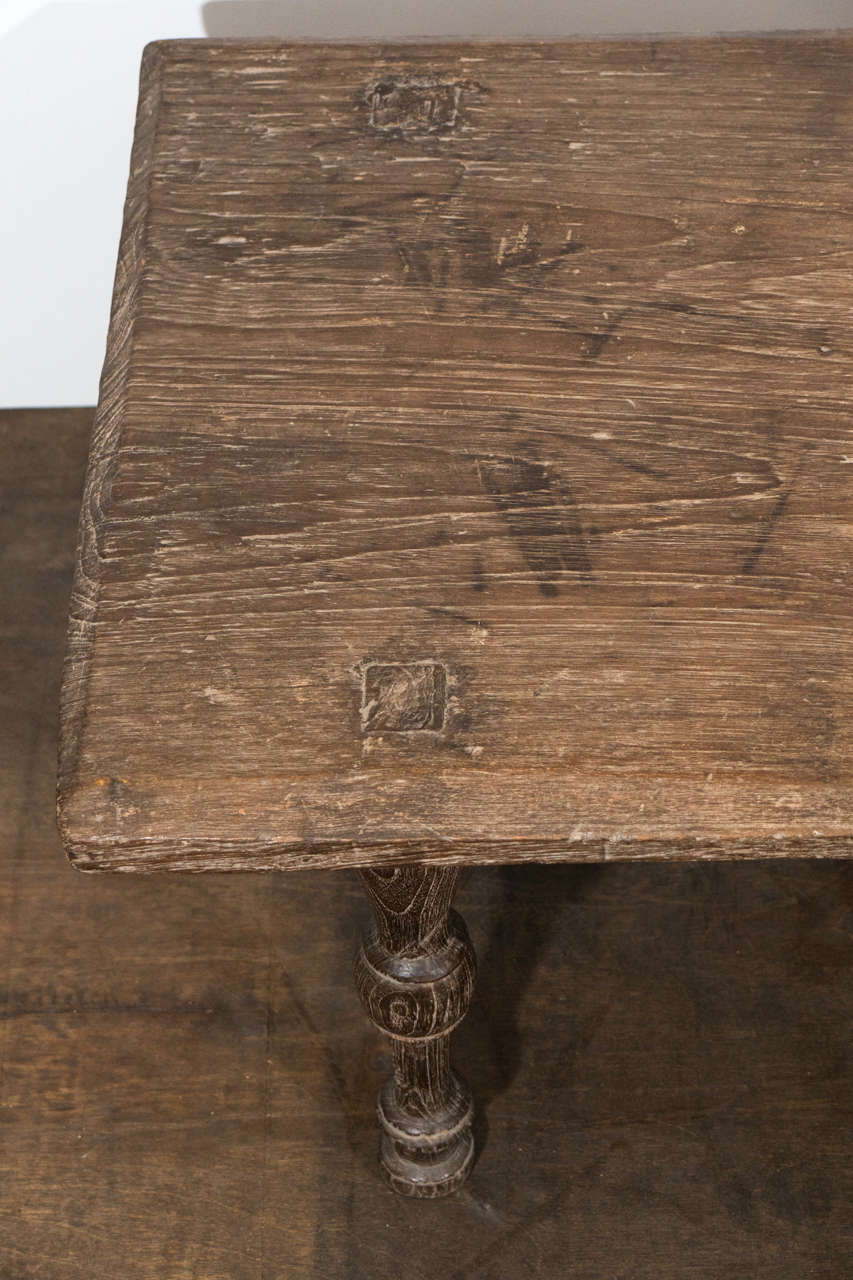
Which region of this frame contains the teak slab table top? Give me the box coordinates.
[58,36,853,873]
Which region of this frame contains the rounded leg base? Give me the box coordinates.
[380,1126,475,1198]
[377,1071,475,1198]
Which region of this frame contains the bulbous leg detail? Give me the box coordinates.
[355,866,476,1198]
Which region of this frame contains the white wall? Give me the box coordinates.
[2,0,851,407]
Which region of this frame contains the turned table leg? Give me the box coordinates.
[355,865,476,1197]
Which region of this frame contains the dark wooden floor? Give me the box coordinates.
[1,408,850,1278]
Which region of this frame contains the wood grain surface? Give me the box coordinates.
[58,36,853,869]
[5,406,853,1273]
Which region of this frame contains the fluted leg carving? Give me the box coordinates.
[355,865,476,1197]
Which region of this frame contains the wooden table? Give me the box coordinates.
[58,36,853,1198]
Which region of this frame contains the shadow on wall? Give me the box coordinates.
[201,0,847,39]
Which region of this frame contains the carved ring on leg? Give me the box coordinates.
[355,867,476,1197]
[377,1060,474,1196]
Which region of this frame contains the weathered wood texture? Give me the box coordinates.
[356,866,475,1195]
[58,36,853,870]
[4,406,853,1271]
